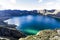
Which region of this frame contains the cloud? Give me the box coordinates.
[42,1,60,10]
[57,0,60,1]
[0,0,60,10]
[46,2,54,5]
[10,0,16,4]
[0,5,2,7]
[38,0,43,3]
[0,0,17,10]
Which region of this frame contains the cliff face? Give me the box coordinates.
[0,20,26,40]
[37,9,60,18]
[0,26,26,40]
[0,21,26,40]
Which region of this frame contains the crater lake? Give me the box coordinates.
[4,15,60,35]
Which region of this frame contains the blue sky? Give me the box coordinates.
[0,0,60,10]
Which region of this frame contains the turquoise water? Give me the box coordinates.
[5,15,60,35]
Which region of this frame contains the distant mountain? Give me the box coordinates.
[0,10,39,21]
[0,9,60,21]
[37,9,60,18]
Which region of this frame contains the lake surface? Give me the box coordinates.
[4,15,60,35]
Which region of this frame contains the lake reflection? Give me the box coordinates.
[4,15,60,35]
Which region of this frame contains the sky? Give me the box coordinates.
[0,0,60,10]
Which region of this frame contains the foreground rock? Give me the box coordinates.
[19,29,60,40]
[0,26,26,40]
[0,37,17,40]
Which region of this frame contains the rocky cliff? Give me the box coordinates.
[0,26,26,40]
[19,29,60,40]
[0,21,26,40]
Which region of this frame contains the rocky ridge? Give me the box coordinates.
[0,21,26,40]
[19,29,60,40]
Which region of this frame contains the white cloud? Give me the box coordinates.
[0,0,60,10]
[46,2,54,5]
[37,0,60,10]
[42,1,60,10]
[38,0,43,3]
[57,0,60,1]
[0,0,17,10]
[10,0,16,4]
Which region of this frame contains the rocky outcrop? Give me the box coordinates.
[19,29,60,40]
[0,20,26,40]
[0,26,26,40]
[0,36,24,40]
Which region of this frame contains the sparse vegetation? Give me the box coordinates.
[19,29,60,40]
